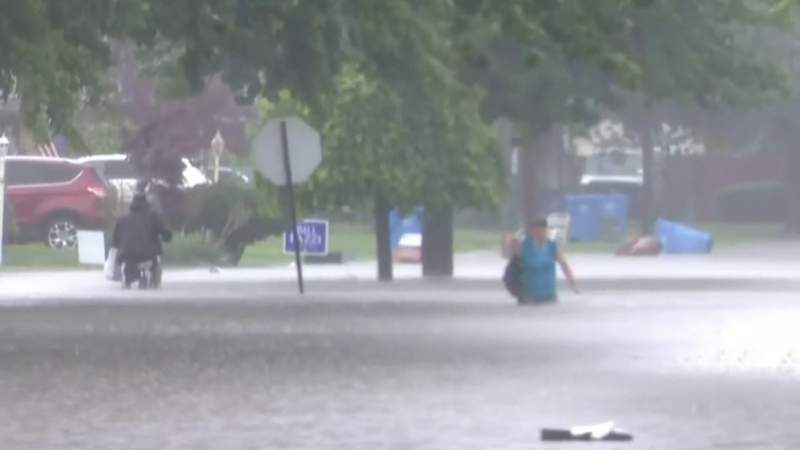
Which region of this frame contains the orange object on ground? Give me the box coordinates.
[616,236,662,256]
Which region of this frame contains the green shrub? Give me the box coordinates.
[715,182,786,223]
[183,183,284,266]
[151,185,189,230]
[162,233,225,266]
[3,201,17,244]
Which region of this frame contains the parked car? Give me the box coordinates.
[76,154,142,206]
[5,156,109,248]
[76,154,209,206]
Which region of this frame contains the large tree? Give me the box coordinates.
[302,67,423,281]
[121,75,251,186]
[303,62,502,279]
[611,1,785,232]
[453,0,640,221]
[0,0,140,145]
[685,16,800,232]
[131,0,506,278]
[454,0,786,233]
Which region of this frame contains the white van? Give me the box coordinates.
[77,154,208,205]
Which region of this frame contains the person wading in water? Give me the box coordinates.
[515,218,579,304]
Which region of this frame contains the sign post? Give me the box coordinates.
[252,117,322,295]
[0,157,5,265]
[279,120,305,294]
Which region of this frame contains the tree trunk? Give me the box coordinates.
[374,195,393,281]
[639,122,657,234]
[422,204,454,277]
[225,244,245,267]
[519,146,537,223]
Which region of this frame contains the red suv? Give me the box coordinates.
[5,157,109,248]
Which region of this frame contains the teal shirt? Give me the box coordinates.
[521,238,557,302]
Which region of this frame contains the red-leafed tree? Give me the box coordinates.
[115,43,251,186]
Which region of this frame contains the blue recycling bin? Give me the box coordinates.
[656,219,713,254]
[566,195,598,241]
[566,194,629,242]
[389,207,423,249]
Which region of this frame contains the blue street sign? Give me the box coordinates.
[284,219,329,256]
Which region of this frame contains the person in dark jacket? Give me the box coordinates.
[113,193,172,287]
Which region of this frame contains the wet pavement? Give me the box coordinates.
[1,282,799,449]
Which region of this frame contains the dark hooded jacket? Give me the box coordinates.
[113,195,172,259]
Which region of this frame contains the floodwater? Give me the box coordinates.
[0,286,799,449]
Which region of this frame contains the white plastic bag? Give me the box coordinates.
[104,248,120,281]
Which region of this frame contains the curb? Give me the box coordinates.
[164,275,800,293]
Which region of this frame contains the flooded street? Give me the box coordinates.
[1,283,799,449]
[3,0,800,447]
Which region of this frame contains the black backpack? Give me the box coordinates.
[118,212,159,258]
[503,254,523,300]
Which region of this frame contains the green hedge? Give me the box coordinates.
[161,233,225,266]
[715,182,786,223]
[182,184,284,266]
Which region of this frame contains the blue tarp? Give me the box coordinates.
[389,207,423,249]
[656,219,713,254]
